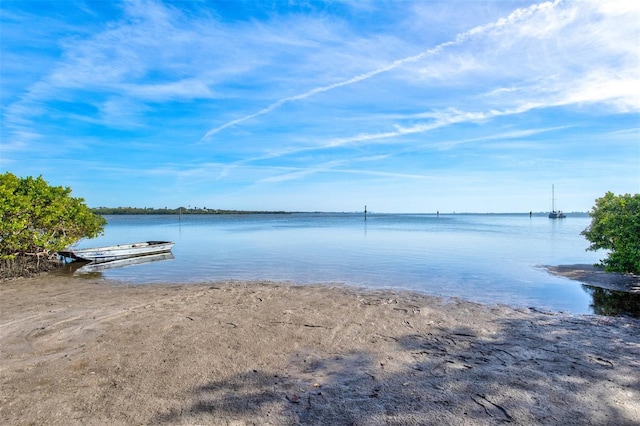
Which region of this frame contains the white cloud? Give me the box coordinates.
[199,0,638,145]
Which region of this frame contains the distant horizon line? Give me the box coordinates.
[90,207,589,216]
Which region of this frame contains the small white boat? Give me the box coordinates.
[59,241,174,263]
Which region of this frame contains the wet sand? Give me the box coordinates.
[1,275,639,425]
[547,264,640,293]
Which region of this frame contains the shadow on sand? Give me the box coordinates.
[152,315,639,425]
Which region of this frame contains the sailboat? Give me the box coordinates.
[548,184,566,219]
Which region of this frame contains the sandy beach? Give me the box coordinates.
[1,275,639,425]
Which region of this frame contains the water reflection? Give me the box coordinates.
[582,285,640,318]
[59,253,175,278]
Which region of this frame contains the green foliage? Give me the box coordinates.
[0,172,106,260]
[582,192,640,274]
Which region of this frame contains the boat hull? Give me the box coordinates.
[74,252,175,274]
[59,241,175,263]
[548,211,566,219]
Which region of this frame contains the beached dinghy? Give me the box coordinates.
[58,241,174,263]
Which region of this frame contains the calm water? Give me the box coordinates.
[63,213,631,315]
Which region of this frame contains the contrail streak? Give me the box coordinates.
[200,45,448,141]
[200,0,561,141]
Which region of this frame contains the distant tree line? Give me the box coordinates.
[91,206,289,215]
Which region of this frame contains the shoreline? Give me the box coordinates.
[1,275,639,424]
[546,264,640,294]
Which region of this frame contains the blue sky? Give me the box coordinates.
[1,0,638,213]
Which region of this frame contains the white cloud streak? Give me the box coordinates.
[200,0,638,146]
[200,0,565,141]
[276,103,547,154]
[199,46,448,140]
